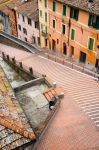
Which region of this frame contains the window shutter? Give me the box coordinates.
[62,5,66,16]
[96,16,99,30]
[44,0,47,8]
[75,9,79,21]
[88,38,94,50]
[45,13,47,22]
[70,7,73,18]
[71,29,75,40]
[52,1,56,12]
[88,14,92,26]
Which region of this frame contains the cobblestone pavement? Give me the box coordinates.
[1,44,99,150]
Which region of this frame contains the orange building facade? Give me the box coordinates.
[48,0,99,69]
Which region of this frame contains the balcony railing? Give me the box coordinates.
[41,31,48,38]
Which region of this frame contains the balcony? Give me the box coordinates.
[42,31,48,38]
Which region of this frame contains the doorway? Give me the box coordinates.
[32,36,36,44]
[52,39,56,51]
[70,46,74,57]
[63,43,67,55]
[80,51,86,63]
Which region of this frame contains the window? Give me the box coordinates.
[18,24,21,31]
[88,14,99,30]
[40,10,42,17]
[23,28,27,35]
[45,26,47,34]
[52,20,55,28]
[45,12,47,22]
[35,22,39,28]
[18,13,19,18]
[28,18,32,26]
[22,15,25,22]
[62,5,66,16]
[52,1,56,12]
[57,39,59,44]
[70,7,79,21]
[44,0,47,8]
[88,38,94,50]
[71,29,75,40]
[41,23,43,29]
[62,24,66,35]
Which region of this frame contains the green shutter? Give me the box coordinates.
[70,7,73,18]
[88,14,92,26]
[40,10,42,16]
[71,29,75,40]
[96,16,99,30]
[62,5,66,16]
[52,1,56,12]
[45,26,47,34]
[75,9,79,21]
[45,12,47,22]
[88,38,94,50]
[44,0,47,8]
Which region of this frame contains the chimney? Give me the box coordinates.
[88,0,94,8]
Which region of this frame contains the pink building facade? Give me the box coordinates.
[16,12,40,46]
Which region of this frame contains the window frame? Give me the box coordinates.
[88,37,95,51]
[52,1,56,12]
[70,28,76,40]
[28,18,32,26]
[62,5,66,16]
[61,23,66,35]
[23,28,27,35]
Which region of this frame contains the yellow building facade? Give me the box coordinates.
[38,0,48,48]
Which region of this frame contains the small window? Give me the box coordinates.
[52,1,56,12]
[88,14,99,30]
[52,20,55,28]
[88,38,94,50]
[22,15,25,22]
[45,12,47,22]
[23,28,27,35]
[62,5,66,16]
[18,13,19,18]
[57,39,59,44]
[70,7,79,21]
[71,29,75,40]
[41,23,43,29]
[62,24,66,35]
[40,10,42,17]
[18,24,21,31]
[28,18,32,26]
[45,26,47,34]
[35,22,39,28]
[44,0,47,8]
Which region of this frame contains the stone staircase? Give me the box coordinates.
[22,55,99,128]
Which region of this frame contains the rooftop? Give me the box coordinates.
[56,0,99,15]
[0,65,36,150]
[0,0,39,21]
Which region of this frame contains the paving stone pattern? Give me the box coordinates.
[1,44,99,150]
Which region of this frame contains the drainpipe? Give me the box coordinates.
[67,18,71,46]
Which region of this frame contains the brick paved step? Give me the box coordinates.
[85,107,99,112]
[79,101,99,107]
[74,96,99,101]
[77,99,99,105]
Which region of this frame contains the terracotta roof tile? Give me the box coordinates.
[56,0,99,15]
[0,65,36,149]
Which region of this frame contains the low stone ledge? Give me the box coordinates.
[14,77,45,92]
